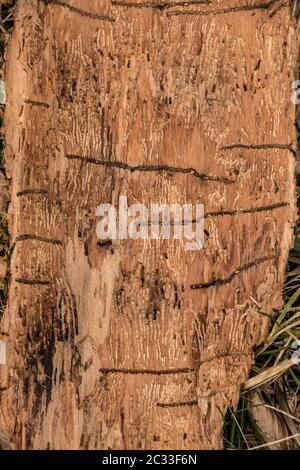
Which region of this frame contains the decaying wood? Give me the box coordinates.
[0,424,13,450]
[247,391,290,450]
[0,0,298,450]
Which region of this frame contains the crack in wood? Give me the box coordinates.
[41,0,116,22]
[191,255,277,290]
[66,155,234,184]
[15,278,52,286]
[221,143,296,157]
[99,367,195,375]
[17,189,48,197]
[157,399,198,407]
[23,99,50,109]
[167,0,285,17]
[112,0,210,10]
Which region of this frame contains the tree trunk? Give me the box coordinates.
[0,0,297,450]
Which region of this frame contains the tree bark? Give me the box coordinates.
[0,0,297,450]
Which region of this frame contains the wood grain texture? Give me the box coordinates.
[0,0,297,450]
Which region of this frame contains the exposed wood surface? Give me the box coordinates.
[0,0,297,450]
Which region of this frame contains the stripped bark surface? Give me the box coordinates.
[0,0,297,450]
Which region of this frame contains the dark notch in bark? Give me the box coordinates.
[157,400,198,407]
[141,265,145,287]
[15,278,52,286]
[44,305,56,408]
[146,268,163,321]
[120,408,126,447]
[99,367,195,375]
[17,189,48,197]
[23,99,50,109]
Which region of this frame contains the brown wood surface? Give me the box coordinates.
[0,0,298,450]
